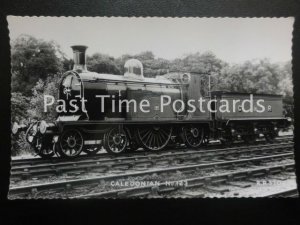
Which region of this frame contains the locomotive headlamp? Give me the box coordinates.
[39,120,48,134]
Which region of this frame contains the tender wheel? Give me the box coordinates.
[104,127,128,154]
[137,125,172,151]
[264,126,277,143]
[183,125,204,148]
[242,135,256,144]
[264,132,276,143]
[202,136,210,146]
[220,137,233,146]
[58,129,84,158]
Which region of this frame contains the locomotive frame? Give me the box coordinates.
[12,45,291,159]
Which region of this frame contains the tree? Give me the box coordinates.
[115,51,170,78]
[11,92,31,156]
[278,61,293,98]
[11,34,64,96]
[28,74,61,121]
[87,53,121,74]
[11,92,30,123]
[219,59,284,94]
[169,51,225,74]
[278,61,293,119]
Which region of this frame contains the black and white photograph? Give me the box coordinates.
[8,16,296,199]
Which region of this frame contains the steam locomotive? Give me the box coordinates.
[12,45,291,159]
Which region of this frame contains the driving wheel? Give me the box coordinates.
[137,125,172,151]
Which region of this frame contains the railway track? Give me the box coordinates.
[11,135,293,168]
[10,141,294,181]
[9,151,294,199]
[71,164,295,199]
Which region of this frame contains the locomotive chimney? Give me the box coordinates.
[71,45,88,72]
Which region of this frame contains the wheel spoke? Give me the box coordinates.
[153,135,158,148]
[138,126,171,151]
[184,126,203,148]
[59,129,83,157]
[160,129,169,138]
[141,130,151,140]
[105,128,128,154]
[144,131,152,144]
[157,133,163,146]
[148,133,154,147]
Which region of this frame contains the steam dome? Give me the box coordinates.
[124,59,144,80]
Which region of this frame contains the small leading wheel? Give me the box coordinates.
[83,145,101,156]
[183,125,204,148]
[58,129,84,158]
[25,123,54,159]
[137,125,172,151]
[104,127,128,154]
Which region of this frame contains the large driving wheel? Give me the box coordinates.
[104,127,128,154]
[183,125,204,148]
[58,129,84,158]
[137,125,172,151]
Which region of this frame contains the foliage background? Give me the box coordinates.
[11,34,293,156]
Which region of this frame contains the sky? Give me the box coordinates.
[7,16,294,63]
